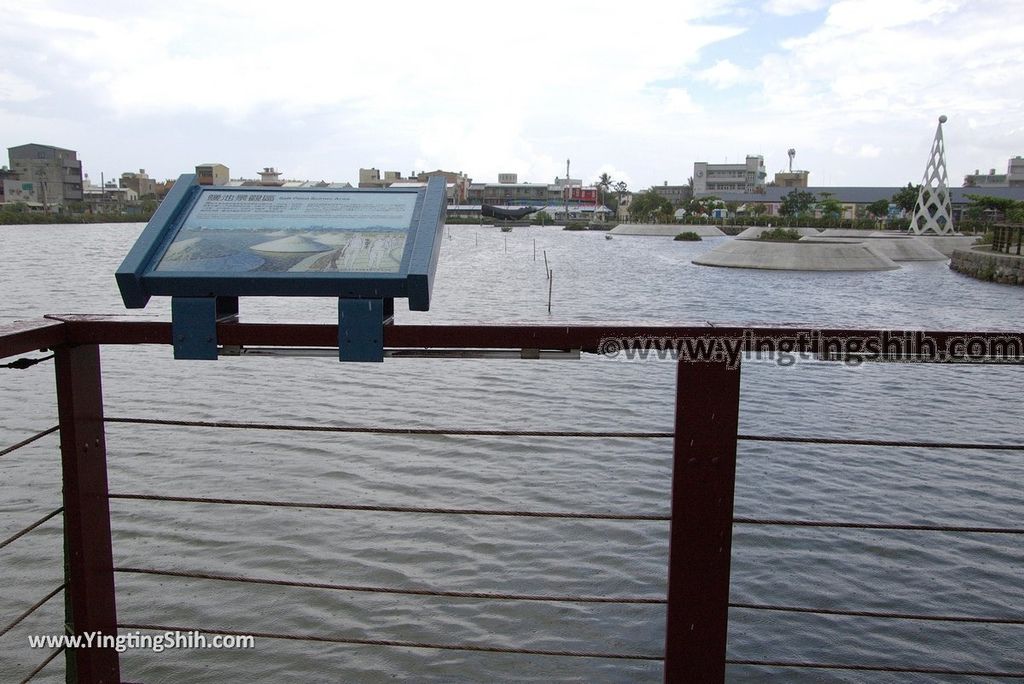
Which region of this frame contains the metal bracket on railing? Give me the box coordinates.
[171,296,239,360]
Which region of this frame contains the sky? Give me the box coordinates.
[2,0,1023,191]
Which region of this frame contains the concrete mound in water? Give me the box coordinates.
[915,234,981,257]
[693,238,900,271]
[736,226,821,239]
[818,229,886,237]
[610,223,726,237]
[802,235,948,261]
[251,236,333,253]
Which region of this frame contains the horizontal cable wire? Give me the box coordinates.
[116,568,1024,625]
[104,417,1024,450]
[19,646,64,684]
[114,567,666,604]
[0,425,59,458]
[729,602,1024,625]
[739,434,1024,450]
[108,494,1020,534]
[107,493,669,521]
[733,516,1024,535]
[726,658,1024,678]
[118,623,662,661]
[0,508,64,551]
[105,417,669,439]
[0,584,65,639]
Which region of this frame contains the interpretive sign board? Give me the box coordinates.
[116,174,447,361]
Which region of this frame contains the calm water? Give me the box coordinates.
[1,224,1022,683]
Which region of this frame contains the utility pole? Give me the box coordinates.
[563,158,569,224]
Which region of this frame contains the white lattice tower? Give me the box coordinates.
[909,115,954,235]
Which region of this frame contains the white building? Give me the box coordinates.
[694,155,766,195]
[963,156,1024,188]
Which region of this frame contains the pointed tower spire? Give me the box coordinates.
[909,115,954,235]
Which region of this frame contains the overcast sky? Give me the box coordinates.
[2,0,1022,190]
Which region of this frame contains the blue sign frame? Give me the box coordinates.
[116,174,447,361]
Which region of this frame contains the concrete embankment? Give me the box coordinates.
[950,247,1024,285]
[805,235,948,261]
[693,239,900,271]
[737,226,821,239]
[611,224,726,237]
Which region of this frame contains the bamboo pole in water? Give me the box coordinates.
[548,269,553,314]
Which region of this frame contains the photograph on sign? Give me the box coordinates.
[155,190,417,273]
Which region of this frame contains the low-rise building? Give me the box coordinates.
[773,170,810,188]
[964,156,1024,188]
[120,169,157,197]
[83,180,138,213]
[8,143,84,208]
[195,163,229,186]
[359,168,405,189]
[651,182,691,207]
[694,155,766,195]
[465,176,597,207]
[702,186,1024,223]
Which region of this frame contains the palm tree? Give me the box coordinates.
[596,173,613,206]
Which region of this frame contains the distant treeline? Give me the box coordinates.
[0,210,154,225]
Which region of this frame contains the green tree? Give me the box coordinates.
[892,183,921,215]
[817,192,843,221]
[965,195,1024,223]
[778,189,816,217]
[685,195,721,216]
[749,203,768,217]
[866,199,890,219]
[629,189,673,222]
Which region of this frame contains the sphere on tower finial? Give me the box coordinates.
[939,115,948,124]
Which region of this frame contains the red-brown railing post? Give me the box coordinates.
[55,344,120,682]
[664,358,741,683]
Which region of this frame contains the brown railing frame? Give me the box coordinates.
[2,315,1023,683]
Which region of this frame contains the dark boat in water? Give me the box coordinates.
[481,204,538,220]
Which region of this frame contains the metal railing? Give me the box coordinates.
[991,223,1024,255]
[2,316,1023,682]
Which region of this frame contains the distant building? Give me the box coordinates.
[8,143,84,208]
[964,157,1024,187]
[358,168,404,189]
[120,169,157,197]
[2,179,39,206]
[693,155,766,195]
[257,167,284,186]
[498,173,518,184]
[195,163,229,186]
[412,169,472,203]
[83,179,138,213]
[651,182,691,207]
[698,185,1024,223]
[225,167,352,189]
[773,170,810,188]
[465,176,597,206]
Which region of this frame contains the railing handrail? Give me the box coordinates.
[3,315,1024,359]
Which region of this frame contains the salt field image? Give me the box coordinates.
[156,228,407,273]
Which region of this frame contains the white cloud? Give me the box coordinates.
[0,72,44,102]
[858,144,882,158]
[2,0,1022,188]
[696,59,750,89]
[764,0,830,16]
[662,88,701,114]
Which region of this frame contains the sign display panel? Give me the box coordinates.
[115,173,447,362]
[156,190,417,273]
